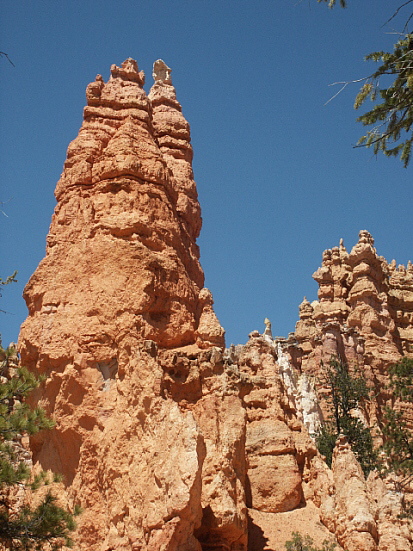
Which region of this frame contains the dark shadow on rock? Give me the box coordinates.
[247,510,269,551]
[245,475,252,508]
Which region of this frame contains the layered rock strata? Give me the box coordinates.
[21,57,224,358]
[285,230,413,427]
[290,230,413,372]
[18,58,413,551]
[18,58,228,550]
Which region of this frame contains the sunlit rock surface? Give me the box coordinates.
[18,59,413,551]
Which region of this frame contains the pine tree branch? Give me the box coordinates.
[383,0,413,31]
[0,52,14,67]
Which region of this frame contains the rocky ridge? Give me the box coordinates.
[17,59,413,551]
[286,230,413,429]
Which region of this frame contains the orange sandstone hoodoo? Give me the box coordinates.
[18,58,413,551]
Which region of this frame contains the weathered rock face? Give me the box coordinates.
[282,231,413,551]
[20,58,224,360]
[18,58,228,551]
[332,437,378,551]
[367,473,412,551]
[18,59,413,551]
[291,231,413,373]
[286,230,413,427]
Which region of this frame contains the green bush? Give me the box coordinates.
[284,532,336,551]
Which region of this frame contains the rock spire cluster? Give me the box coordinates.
[17,60,412,551]
[293,230,413,369]
[287,230,413,426]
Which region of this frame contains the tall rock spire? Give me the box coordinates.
[20,58,224,364]
[149,59,201,241]
[17,59,225,549]
[15,63,412,549]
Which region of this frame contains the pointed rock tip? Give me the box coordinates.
[153,59,172,84]
[322,248,332,262]
[299,297,313,315]
[358,229,374,246]
[110,58,145,85]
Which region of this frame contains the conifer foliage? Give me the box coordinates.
[354,34,413,167]
[315,358,378,476]
[318,0,413,166]
[0,275,77,550]
[0,346,78,550]
[381,357,413,486]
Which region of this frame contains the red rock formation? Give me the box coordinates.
[21,58,223,360]
[332,436,377,551]
[367,473,412,551]
[18,59,413,551]
[19,58,226,551]
[285,231,413,426]
[290,231,413,374]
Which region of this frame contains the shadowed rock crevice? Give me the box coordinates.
[247,512,269,551]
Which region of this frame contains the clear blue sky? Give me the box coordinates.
[1,0,412,348]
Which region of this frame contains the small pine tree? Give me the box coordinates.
[0,274,78,549]
[315,358,378,476]
[381,357,413,515]
[0,345,78,550]
[284,531,336,551]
